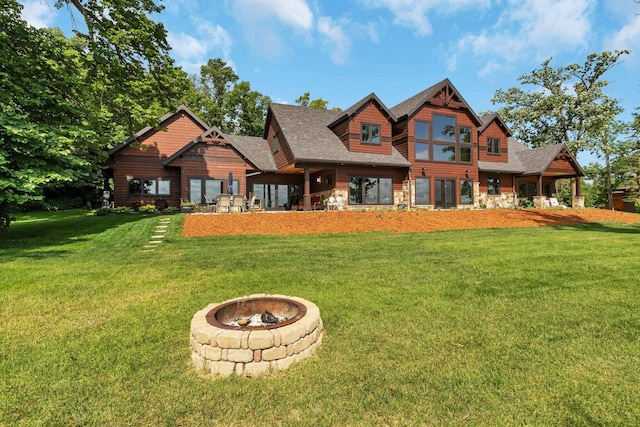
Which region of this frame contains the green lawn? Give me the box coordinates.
[1,210,639,426]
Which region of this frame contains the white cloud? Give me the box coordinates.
[19,0,56,28]
[167,32,208,61]
[360,0,490,36]
[603,12,640,64]
[229,0,314,57]
[317,16,352,65]
[455,0,594,73]
[168,23,234,74]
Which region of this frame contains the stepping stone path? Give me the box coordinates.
[142,217,170,252]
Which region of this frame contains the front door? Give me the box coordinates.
[435,179,456,208]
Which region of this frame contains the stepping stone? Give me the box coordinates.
[151,235,164,239]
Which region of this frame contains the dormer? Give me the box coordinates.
[328,93,396,155]
[478,113,512,164]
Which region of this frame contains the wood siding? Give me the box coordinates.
[110,156,182,207]
[347,101,392,155]
[117,113,205,159]
[178,142,249,200]
[109,113,206,207]
[478,120,509,164]
[547,156,577,175]
[267,119,295,170]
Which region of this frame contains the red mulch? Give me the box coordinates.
[182,208,640,237]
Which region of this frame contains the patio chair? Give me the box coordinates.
[334,195,344,210]
[216,194,231,213]
[231,195,246,213]
[311,195,324,210]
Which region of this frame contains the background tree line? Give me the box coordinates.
[1,0,638,228]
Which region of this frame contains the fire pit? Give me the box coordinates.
[190,294,323,377]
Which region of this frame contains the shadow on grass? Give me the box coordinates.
[524,210,640,234]
[0,210,164,255]
[554,221,640,234]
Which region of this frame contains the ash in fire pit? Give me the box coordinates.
[229,310,284,327]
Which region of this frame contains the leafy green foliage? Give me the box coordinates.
[1,0,196,225]
[185,58,271,136]
[492,50,629,155]
[295,91,342,111]
[0,4,97,226]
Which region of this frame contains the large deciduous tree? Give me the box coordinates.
[491,50,629,155]
[187,58,270,137]
[491,51,630,206]
[1,0,194,227]
[1,3,96,227]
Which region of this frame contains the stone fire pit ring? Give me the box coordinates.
[190,294,323,377]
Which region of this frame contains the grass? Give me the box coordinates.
[1,210,640,426]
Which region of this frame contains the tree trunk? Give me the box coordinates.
[603,131,614,210]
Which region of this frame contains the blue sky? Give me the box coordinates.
[19,0,640,165]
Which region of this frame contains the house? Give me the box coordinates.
[104,79,585,211]
[607,187,638,212]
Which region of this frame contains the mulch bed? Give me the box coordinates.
[182,208,640,237]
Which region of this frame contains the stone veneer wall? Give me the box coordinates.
[190,294,323,377]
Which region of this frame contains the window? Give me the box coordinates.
[487,178,501,195]
[415,178,430,205]
[460,146,472,163]
[272,133,279,153]
[190,178,233,204]
[460,179,473,204]
[361,123,380,144]
[349,177,393,205]
[415,121,429,161]
[487,138,500,154]
[252,183,294,209]
[433,144,456,162]
[460,126,472,163]
[415,142,429,161]
[128,178,171,196]
[433,115,456,142]
[460,127,472,143]
[415,121,429,139]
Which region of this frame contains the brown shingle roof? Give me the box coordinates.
[390,78,482,126]
[270,103,410,168]
[478,138,584,176]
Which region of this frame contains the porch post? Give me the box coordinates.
[303,167,311,211]
[537,175,543,196]
[533,174,546,208]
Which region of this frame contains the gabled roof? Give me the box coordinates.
[269,103,411,168]
[328,92,396,128]
[479,113,512,136]
[163,126,277,172]
[225,134,277,172]
[478,139,585,176]
[390,78,482,126]
[108,105,209,156]
[518,143,584,176]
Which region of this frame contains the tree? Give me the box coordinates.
[188,58,270,137]
[491,50,629,155]
[492,51,630,206]
[1,0,196,227]
[0,3,96,227]
[296,92,328,109]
